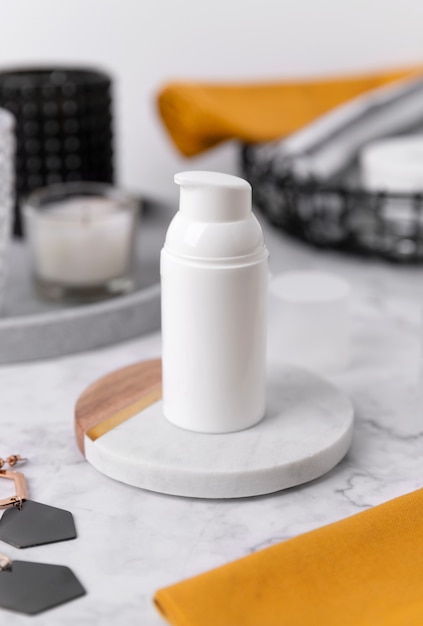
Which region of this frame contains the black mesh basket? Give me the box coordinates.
[0,67,114,236]
[242,144,423,263]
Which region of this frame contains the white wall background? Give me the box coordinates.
[2,0,423,203]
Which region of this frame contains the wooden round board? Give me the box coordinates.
[75,359,354,499]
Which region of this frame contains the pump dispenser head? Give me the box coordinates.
[175,171,251,222]
[165,170,265,261]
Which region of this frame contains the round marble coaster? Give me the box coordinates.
[75,359,354,499]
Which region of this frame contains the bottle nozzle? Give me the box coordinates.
[175,171,251,222]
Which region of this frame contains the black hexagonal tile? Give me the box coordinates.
[0,500,77,548]
[0,560,85,614]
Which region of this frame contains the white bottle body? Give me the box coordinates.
[161,171,268,434]
[161,251,268,433]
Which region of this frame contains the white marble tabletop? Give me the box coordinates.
[1,212,423,625]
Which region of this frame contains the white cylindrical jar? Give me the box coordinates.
[361,136,423,192]
[161,171,269,433]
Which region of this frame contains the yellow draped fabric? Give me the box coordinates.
[157,67,421,156]
[154,488,423,626]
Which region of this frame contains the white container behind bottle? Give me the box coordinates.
[161,171,269,433]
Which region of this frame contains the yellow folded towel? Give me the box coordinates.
[154,488,423,626]
[157,68,420,156]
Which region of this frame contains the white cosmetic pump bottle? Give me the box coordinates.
[161,171,269,433]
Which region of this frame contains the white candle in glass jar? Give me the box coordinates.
[27,196,136,286]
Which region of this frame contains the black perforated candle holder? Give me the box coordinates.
[0,67,114,236]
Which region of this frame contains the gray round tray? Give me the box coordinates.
[0,199,173,364]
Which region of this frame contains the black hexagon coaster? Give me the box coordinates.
[0,500,77,548]
[0,560,85,614]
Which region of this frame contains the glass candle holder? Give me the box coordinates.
[0,108,15,313]
[24,182,138,303]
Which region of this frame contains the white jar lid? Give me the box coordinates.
[361,136,423,192]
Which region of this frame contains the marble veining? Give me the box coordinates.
[0,216,423,624]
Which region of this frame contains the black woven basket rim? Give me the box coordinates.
[241,144,423,203]
[274,177,423,204]
[270,178,423,204]
[0,67,111,88]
